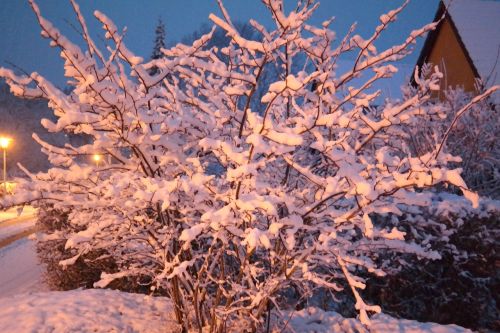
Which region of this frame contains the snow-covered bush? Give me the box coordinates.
[180,20,287,116]
[403,73,499,198]
[36,204,144,292]
[1,0,498,331]
[444,92,499,198]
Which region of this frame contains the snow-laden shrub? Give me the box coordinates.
[403,65,499,198]
[36,204,145,292]
[1,0,498,331]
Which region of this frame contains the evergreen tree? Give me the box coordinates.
[150,18,166,74]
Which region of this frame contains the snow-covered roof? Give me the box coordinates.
[444,0,500,87]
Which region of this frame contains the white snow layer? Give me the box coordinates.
[287,307,473,333]
[0,289,181,333]
[0,219,35,243]
[0,238,44,298]
[0,206,37,223]
[0,289,473,333]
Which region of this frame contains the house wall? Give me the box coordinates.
[426,17,478,97]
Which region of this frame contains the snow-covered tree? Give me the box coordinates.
[180,21,287,115]
[151,18,166,60]
[0,0,498,331]
[149,18,166,76]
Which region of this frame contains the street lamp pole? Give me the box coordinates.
[2,148,5,191]
[0,137,11,192]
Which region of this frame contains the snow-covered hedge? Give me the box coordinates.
[363,195,499,331]
[0,0,498,331]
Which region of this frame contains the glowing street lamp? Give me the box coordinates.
[0,137,12,192]
[92,154,102,168]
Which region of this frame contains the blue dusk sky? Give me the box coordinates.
[0,0,440,88]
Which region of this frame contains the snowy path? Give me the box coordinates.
[0,206,37,249]
[0,207,44,298]
[0,206,37,223]
[0,238,45,298]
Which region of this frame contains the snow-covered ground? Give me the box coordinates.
[0,238,45,298]
[0,206,37,246]
[0,288,473,333]
[0,289,180,333]
[0,205,44,298]
[287,307,472,333]
[0,205,37,223]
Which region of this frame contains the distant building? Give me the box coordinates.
[415,0,500,101]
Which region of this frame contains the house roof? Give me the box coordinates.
[444,0,500,87]
[416,0,500,94]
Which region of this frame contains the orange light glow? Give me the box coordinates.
[0,137,12,149]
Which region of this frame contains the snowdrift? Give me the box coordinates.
[0,289,472,333]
